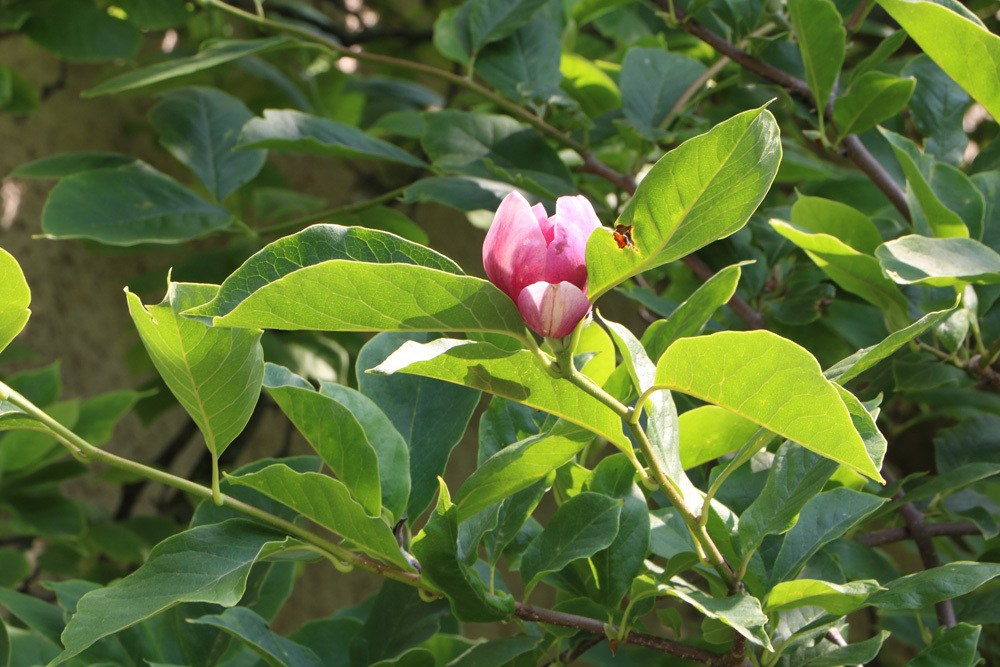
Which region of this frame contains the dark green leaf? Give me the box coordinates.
[620,47,706,139]
[519,492,622,591]
[191,607,322,667]
[401,177,510,212]
[22,0,140,63]
[43,165,233,245]
[11,152,136,179]
[796,630,889,666]
[84,37,297,97]
[350,581,450,666]
[0,588,64,645]
[654,577,771,649]
[870,562,1000,610]
[446,636,538,667]
[476,16,561,103]
[238,109,425,168]
[910,624,981,667]
[358,333,481,521]
[902,55,970,165]
[586,108,781,299]
[116,0,189,29]
[590,469,649,608]
[149,87,267,201]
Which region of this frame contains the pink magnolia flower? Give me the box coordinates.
[483,191,600,338]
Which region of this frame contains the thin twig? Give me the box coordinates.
[543,636,604,666]
[881,468,957,628]
[515,602,722,664]
[856,521,982,547]
[673,5,911,222]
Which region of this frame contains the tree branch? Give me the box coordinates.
[855,521,982,547]
[515,602,722,664]
[881,468,957,628]
[673,6,911,222]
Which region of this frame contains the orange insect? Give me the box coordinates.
[613,224,634,250]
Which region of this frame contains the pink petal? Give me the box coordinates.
[552,195,601,236]
[483,192,547,300]
[543,219,591,289]
[516,281,592,339]
[532,203,555,243]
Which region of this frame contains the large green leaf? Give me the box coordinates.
[149,87,267,201]
[230,464,412,570]
[369,338,629,449]
[877,0,1000,122]
[678,406,761,470]
[620,47,706,139]
[421,111,574,197]
[793,631,890,667]
[190,607,323,667]
[880,129,971,238]
[263,365,383,517]
[83,37,297,97]
[901,55,969,165]
[411,481,516,622]
[519,492,622,591]
[126,282,263,461]
[868,562,1000,610]
[455,421,590,520]
[771,488,886,583]
[55,520,286,663]
[589,457,650,608]
[42,165,233,246]
[788,0,845,112]
[319,382,410,524]
[434,0,549,62]
[476,16,561,103]
[0,248,30,356]
[910,624,981,667]
[11,152,136,179]
[238,109,425,168]
[789,194,883,254]
[655,331,883,480]
[654,577,771,649]
[585,107,781,300]
[770,220,909,328]
[832,71,914,140]
[876,235,1000,286]
[357,332,481,522]
[188,224,460,319]
[763,579,880,615]
[22,0,140,63]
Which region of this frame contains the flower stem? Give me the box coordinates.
[0,380,428,591]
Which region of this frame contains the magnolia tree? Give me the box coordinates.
[0,0,999,665]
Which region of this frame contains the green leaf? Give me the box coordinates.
[559,53,621,117]
[149,87,267,201]
[654,577,771,649]
[411,481,516,621]
[590,459,650,608]
[55,520,285,663]
[738,443,838,557]
[126,282,264,460]
[115,0,189,29]
[356,332,480,522]
[795,631,889,667]
[877,0,1000,122]
[788,0,845,112]
[910,624,981,667]
[586,107,781,300]
[238,109,425,168]
[770,220,909,327]
[849,29,907,83]
[369,338,629,450]
[73,390,149,446]
[446,636,539,667]
[0,588,64,645]
[678,406,761,470]
[476,16,561,103]
[642,262,745,357]
[191,607,322,667]
[880,129,970,238]
[655,331,883,480]
[0,248,30,356]
[771,487,887,583]
[790,194,884,254]
[421,111,574,197]
[519,492,622,591]
[401,176,510,212]
[825,305,956,382]
[868,562,1000,610]
[190,261,524,339]
[263,364,382,516]
[833,71,914,140]
[877,235,1000,286]
[620,47,706,139]
[455,422,590,521]
[902,55,970,165]
[465,0,549,53]
[350,581,450,665]
[763,579,880,615]
[319,382,410,524]
[22,0,140,63]
[42,165,233,245]
[188,224,460,319]
[229,464,412,570]
[11,152,136,179]
[83,37,297,97]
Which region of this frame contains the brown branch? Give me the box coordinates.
[881,469,957,628]
[515,602,723,665]
[855,521,982,547]
[673,6,911,222]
